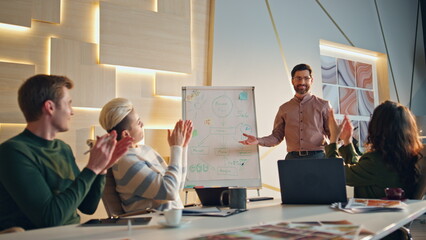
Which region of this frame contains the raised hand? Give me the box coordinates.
[328,108,341,143]
[183,120,193,147]
[239,133,259,145]
[167,120,186,147]
[340,115,354,145]
[102,135,133,174]
[328,109,353,145]
[86,131,118,175]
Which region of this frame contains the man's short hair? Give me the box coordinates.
[18,74,74,122]
[291,63,313,78]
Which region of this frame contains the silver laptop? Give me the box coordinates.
[277,158,347,204]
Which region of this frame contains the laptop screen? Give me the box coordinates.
[277,158,347,204]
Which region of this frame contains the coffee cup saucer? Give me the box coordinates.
[158,219,190,228]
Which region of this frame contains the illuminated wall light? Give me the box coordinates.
[109,65,155,75]
[111,64,189,76]
[0,58,33,66]
[153,72,189,98]
[320,45,379,61]
[73,106,101,111]
[48,35,67,74]
[94,3,100,64]
[145,126,173,130]
[0,123,26,127]
[153,0,158,12]
[156,71,188,76]
[0,123,26,126]
[89,126,95,139]
[93,3,100,45]
[156,69,188,76]
[0,23,30,31]
[156,95,182,101]
[59,0,64,23]
[47,37,52,74]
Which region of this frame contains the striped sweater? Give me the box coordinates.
[112,144,187,212]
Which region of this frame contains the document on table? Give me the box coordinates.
[331,198,407,213]
[189,220,362,240]
[183,207,247,217]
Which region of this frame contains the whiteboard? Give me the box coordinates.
[182,86,261,188]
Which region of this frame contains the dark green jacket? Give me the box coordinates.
[325,143,413,199]
[0,129,105,230]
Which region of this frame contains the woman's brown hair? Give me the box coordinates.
[366,100,423,186]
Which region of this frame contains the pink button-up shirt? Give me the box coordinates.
[258,93,331,152]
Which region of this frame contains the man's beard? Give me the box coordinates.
[294,84,310,94]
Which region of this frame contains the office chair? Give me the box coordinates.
[102,168,149,218]
[398,155,426,240]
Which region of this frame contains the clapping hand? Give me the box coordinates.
[183,120,193,147]
[86,131,133,175]
[340,115,353,145]
[167,120,186,147]
[328,109,353,145]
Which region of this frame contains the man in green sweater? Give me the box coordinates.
[0,74,132,231]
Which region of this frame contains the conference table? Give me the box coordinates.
[2,198,426,240]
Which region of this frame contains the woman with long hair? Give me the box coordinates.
[326,100,424,199]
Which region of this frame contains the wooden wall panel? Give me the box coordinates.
[0,124,26,144]
[0,0,211,220]
[57,127,90,166]
[376,54,390,102]
[56,109,100,166]
[116,69,154,98]
[50,37,116,108]
[101,0,155,10]
[0,0,61,27]
[0,62,35,123]
[107,97,181,128]
[155,0,210,96]
[0,28,48,73]
[155,73,193,96]
[158,0,190,17]
[99,1,191,73]
[32,0,61,24]
[0,0,32,28]
[115,68,181,128]
[144,129,170,159]
[30,0,99,45]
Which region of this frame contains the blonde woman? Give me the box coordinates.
[99,98,193,212]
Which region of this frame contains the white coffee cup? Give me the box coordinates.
[164,208,182,226]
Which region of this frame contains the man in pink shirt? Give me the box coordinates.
[240,63,331,159]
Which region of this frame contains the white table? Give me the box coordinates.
[2,199,426,240]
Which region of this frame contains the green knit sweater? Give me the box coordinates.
[0,129,105,230]
[325,143,413,199]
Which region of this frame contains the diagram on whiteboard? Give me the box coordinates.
[183,87,261,188]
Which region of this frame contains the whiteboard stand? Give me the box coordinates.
[182,86,262,188]
[248,188,274,202]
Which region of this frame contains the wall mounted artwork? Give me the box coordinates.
[321,55,375,148]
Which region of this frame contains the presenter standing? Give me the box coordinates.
[239,63,331,159]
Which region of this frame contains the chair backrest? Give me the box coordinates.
[412,151,426,200]
[102,168,125,218]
